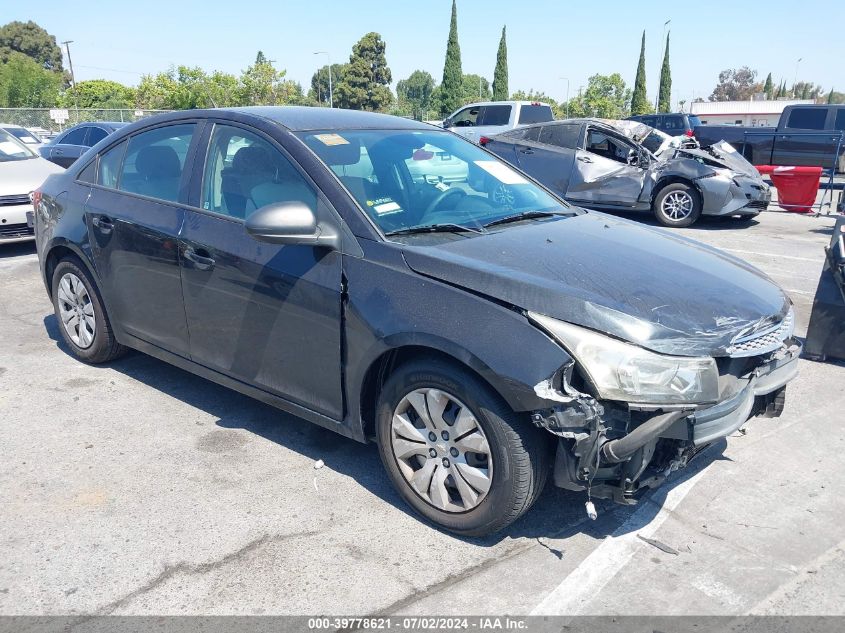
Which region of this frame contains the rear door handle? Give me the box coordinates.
[54,149,63,155]
[519,148,534,155]
[92,215,114,234]
[578,155,593,163]
[184,246,215,271]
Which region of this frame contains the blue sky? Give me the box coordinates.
[9,0,844,106]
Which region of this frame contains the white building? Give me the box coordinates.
[690,99,816,127]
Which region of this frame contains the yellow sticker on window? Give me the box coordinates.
[314,133,350,146]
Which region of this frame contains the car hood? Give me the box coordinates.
[401,212,789,356]
[0,157,64,196]
[676,141,760,178]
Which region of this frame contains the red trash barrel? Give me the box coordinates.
[755,165,822,213]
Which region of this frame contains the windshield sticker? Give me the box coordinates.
[473,160,528,185]
[374,201,401,215]
[314,133,349,146]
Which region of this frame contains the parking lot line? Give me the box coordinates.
[530,468,706,616]
[719,248,819,263]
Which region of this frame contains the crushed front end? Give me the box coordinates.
[527,309,801,510]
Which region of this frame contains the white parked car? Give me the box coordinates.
[442,101,555,143]
[0,123,47,147]
[0,129,64,244]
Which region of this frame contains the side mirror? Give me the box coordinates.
[245,201,339,250]
[626,149,639,166]
[442,118,452,128]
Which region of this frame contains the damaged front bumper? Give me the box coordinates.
[532,338,801,506]
[699,172,771,217]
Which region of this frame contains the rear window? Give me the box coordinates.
[786,107,827,130]
[480,105,512,126]
[518,104,554,125]
[538,124,579,149]
[663,116,684,131]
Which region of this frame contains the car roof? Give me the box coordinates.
[225,106,433,131]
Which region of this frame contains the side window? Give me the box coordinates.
[585,129,634,163]
[86,127,108,147]
[833,109,845,131]
[663,116,683,132]
[539,124,579,149]
[786,107,827,130]
[118,124,195,203]
[97,140,128,189]
[641,116,658,127]
[201,124,316,220]
[60,127,88,146]
[76,159,97,183]
[480,105,512,126]
[451,106,481,127]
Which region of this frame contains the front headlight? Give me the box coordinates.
[529,313,719,405]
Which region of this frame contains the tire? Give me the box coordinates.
[51,256,126,364]
[653,182,701,228]
[375,358,551,536]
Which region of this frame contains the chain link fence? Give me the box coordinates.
[0,108,172,137]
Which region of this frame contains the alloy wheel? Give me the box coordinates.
[57,272,96,349]
[390,388,492,513]
[661,190,694,221]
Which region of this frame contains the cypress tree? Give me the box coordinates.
[657,32,671,112]
[492,26,508,101]
[828,88,835,104]
[440,0,463,116]
[763,73,773,99]
[630,31,649,115]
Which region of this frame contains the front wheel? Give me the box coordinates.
[375,358,551,536]
[653,182,701,228]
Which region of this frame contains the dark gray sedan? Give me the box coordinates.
[32,107,799,535]
[38,121,126,168]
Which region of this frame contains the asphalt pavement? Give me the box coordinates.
[0,210,843,617]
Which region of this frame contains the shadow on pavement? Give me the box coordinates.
[0,241,37,259]
[43,312,729,546]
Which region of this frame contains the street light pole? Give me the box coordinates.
[655,19,670,111]
[559,77,570,118]
[314,51,332,108]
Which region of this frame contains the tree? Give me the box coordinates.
[777,80,787,98]
[310,63,346,106]
[630,31,649,115]
[763,73,774,99]
[440,0,463,116]
[239,52,301,106]
[0,21,63,71]
[396,70,435,119]
[0,52,63,107]
[710,67,761,101]
[492,26,508,101]
[792,81,823,100]
[135,66,243,109]
[827,89,845,105]
[60,79,133,109]
[657,32,671,112]
[567,73,631,119]
[461,73,491,104]
[335,32,392,111]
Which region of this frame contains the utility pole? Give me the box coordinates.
[654,19,670,111]
[792,58,802,98]
[559,77,570,118]
[61,40,79,121]
[314,51,333,108]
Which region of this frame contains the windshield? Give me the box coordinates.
[298,129,567,235]
[0,129,38,162]
[5,126,43,145]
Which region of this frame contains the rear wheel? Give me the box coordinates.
[51,257,126,364]
[375,358,551,536]
[653,182,701,228]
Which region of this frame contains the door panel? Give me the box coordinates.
[773,107,838,167]
[567,129,646,206]
[513,144,576,197]
[179,122,344,419]
[86,186,189,354]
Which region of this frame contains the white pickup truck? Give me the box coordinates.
[442,100,555,143]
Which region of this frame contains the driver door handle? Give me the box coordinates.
[578,155,593,163]
[184,246,216,271]
[92,215,114,234]
[519,148,534,155]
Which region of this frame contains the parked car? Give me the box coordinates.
[38,121,126,168]
[0,129,64,244]
[694,104,845,172]
[34,107,800,536]
[442,101,554,143]
[627,112,702,138]
[0,123,47,147]
[481,118,771,227]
